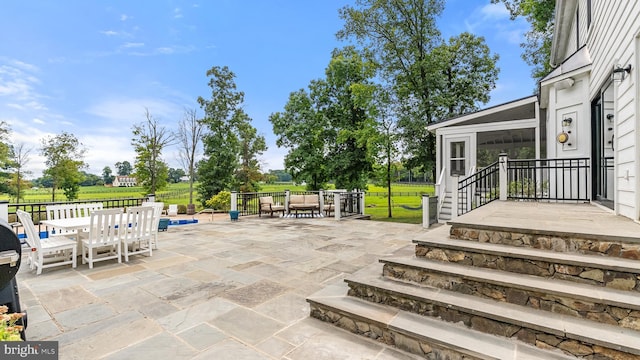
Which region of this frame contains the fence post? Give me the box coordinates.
[0,201,7,222]
[422,194,430,228]
[319,189,325,215]
[499,153,508,201]
[451,176,459,220]
[334,192,341,220]
[146,194,155,202]
[359,190,365,215]
[285,189,290,214]
[231,191,238,212]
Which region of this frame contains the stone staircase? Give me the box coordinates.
[307,213,640,359]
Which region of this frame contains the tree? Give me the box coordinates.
[271,47,378,191]
[0,122,13,195]
[198,66,260,204]
[491,0,555,81]
[338,0,499,180]
[233,110,267,192]
[102,166,114,185]
[177,108,203,206]
[131,109,175,194]
[40,132,87,201]
[9,143,33,203]
[114,161,133,176]
[167,168,186,183]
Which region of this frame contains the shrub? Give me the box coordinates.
[206,191,231,212]
[0,305,23,341]
[177,204,187,214]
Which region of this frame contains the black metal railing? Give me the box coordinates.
[428,196,438,225]
[340,191,363,217]
[10,197,146,235]
[507,158,590,201]
[236,191,287,216]
[457,161,499,216]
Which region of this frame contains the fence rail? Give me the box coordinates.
[457,161,499,216]
[507,158,590,201]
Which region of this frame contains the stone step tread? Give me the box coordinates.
[345,273,640,355]
[379,256,640,310]
[307,295,576,360]
[413,237,640,274]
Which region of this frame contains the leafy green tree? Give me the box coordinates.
[491,0,555,81]
[338,0,499,180]
[102,166,114,185]
[80,171,102,186]
[198,66,263,203]
[177,108,203,207]
[271,47,378,191]
[131,109,175,194]
[167,168,186,183]
[40,132,87,201]
[0,122,13,195]
[233,110,267,192]
[115,161,133,176]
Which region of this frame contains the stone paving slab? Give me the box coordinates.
[15,216,426,359]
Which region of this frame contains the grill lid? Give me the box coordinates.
[0,219,21,289]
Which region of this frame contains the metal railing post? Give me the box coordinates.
[334,192,341,220]
[319,189,324,215]
[451,176,459,219]
[499,153,508,201]
[359,191,365,215]
[285,189,290,214]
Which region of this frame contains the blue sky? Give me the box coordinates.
[0,0,532,179]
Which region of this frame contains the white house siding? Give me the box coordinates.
[586,1,639,218]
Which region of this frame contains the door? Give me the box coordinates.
[445,136,471,192]
[591,82,615,209]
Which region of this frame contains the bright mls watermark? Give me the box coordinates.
[3,342,58,359]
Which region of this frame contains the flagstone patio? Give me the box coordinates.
[16,214,427,359]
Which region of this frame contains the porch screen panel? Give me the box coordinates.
[476,128,536,167]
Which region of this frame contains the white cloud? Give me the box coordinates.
[480,3,510,20]
[32,118,45,125]
[173,8,183,19]
[156,47,175,54]
[100,30,119,36]
[122,42,144,48]
[120,14,129,21]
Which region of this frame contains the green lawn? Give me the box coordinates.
[6,182,433,224]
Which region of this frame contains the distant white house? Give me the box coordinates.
[112,175,137,187]
[428,0,640,222]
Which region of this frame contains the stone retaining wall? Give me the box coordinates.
[347,284,640,360]
[309,303,483,360]
[450,226,640,259]
[415,245,640,292]
[383,263,640,331]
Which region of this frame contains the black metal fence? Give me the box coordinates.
[10,197,146,234]
[457,161,499,216]
[428,196,438,225]
[237,191,287,216]
[507,158,590,201]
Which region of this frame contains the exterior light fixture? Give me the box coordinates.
[562,117,573,127]
[612,64,632,81]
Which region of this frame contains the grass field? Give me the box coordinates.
[5,182,434,224]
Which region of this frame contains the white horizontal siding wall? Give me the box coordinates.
[588,1,639,219]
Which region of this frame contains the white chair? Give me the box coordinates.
[142,201,164,249]
[81,208,123,269]
[45,204,78,236]
[77,202,104,217]
[121,206,154,262]
[167,204,178,216]
[16,210,77,275]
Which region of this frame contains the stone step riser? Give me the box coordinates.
[346,282,640,360]
[449,226,640,260]
[308,301,484,360]
[415,244,640,292]
[382,262,640,331]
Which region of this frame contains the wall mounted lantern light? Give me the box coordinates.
[612,64,632,81]
[562,117,573,127]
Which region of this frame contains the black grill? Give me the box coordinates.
[0,219,26,339]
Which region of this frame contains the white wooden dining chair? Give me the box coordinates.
[45,204,78,236]
[121,206,154,262]
[77,202,104,217]
[81,208,123,269]
[17,210,77,275]
[142,201,164,249]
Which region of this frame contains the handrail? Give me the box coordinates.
[436,167,446,216]
[457,161,499,216]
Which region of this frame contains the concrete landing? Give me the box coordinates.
[447,201,640,243]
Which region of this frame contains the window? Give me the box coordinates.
[476,129,536,168]
[450,141,466,176]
